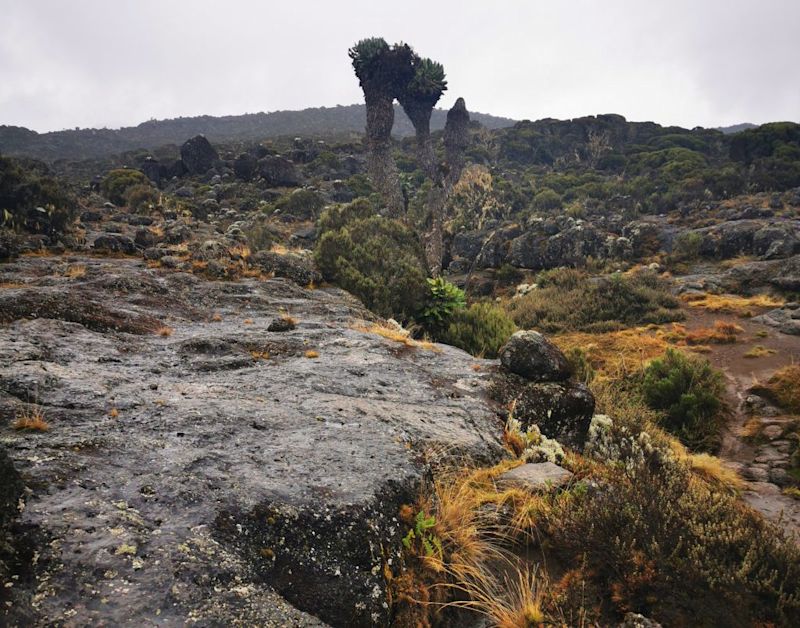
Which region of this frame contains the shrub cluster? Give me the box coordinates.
[0,155,76,235]
[432,301,516,358]
[315,199,429,321]
[101,168,151,205]
[506,269,683,333]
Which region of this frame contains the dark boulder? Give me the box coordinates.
[233,153,258,182]
[258,156,301,187]
[499,331,572,382]
[92,234,137,254]
[451,230,487,262]
[490,373,595,450]
[140,157,161,186]
[159,159,188,180]
[249,251,321,286]
[180,135,219,176]
[268,316,296,332]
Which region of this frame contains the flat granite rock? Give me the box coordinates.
[0,255,509,627]
[497,462,573,491]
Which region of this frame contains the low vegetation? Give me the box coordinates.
[506,269,683,333]
[750,365,800,413]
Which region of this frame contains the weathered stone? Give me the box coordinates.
[92,233,137,254]
[250,251,321,286]
[499,330,572,382]
[497,462,573,491]
[258,156,301,187]
[180,135,219,175]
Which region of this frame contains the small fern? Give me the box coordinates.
[402,510,443,558]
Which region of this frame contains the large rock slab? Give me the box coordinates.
[499,330,572,382]
[0,255,505,627]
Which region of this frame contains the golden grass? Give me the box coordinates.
[250,350,270,361]
[685,453,746,493]
[156,326,173,337]
[109,408,119,418]
[269,243,304,255]
[554,327,670,381]
[739,417,763,440]
[719,255,757,270]
[211,313,223,322]
[683,320,743,345]
[0,282,25,289]
[243,318,254,325]
[353,322,440,352]
[680,292,784,317]
[750,365,800,413]
[12,406,50,432]
[64,264,87,279]
[229,244,251,259]
[744,345,776,358]
[305,349,319,359]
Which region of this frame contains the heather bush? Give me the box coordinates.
[124,183,158,212]
[506,270,683,333]
[315,199,428,320]
[433,301,516,358]
[101,168,149,205]
[641,348,726,451]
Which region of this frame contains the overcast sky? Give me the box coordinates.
[1,0,798,133]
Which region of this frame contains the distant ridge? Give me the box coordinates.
[0,104,515,162]
[716,123,758,135]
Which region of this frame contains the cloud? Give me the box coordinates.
[0,0,797,131]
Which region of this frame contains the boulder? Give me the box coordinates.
[497,462,573,491]
[490,373,595,449]
[140,157,161,186]
[92,234,137,254]
[499,331,572,382]
[233,153,258,181]
[258,156,301,187]
[180,135,219,175]
[249,251,322,286]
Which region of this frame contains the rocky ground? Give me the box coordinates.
[0,254,596,626]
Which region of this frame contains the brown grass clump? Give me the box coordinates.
[739,417,764,440]
[13,406,50,432]
[744,345,777,359]
[304,349,319,359]
[109,408,119,418]
[684,320,744,345]
[683,451,746,493]
[229,244,251,259]
[250,350,270,361]
[353,322,440,352]
[554,327,670,381]
[64,264,87,279]
[211,313,223,322]
[243,318,254,325]
[680,292,784,317]
[750,365,800,413]
[156,326,173,337]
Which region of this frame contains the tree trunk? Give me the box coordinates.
[365,91,404,217]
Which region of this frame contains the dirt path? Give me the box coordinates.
[679,306,800,537]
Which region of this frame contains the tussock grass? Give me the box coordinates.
[750,365,800,413]
[680,292,784,317]
[353,322,440,352]
[304,349,319,358]
[155,326,173,337]
[744,344,776,358]
[13,406,50,432]
[64,264,87,279]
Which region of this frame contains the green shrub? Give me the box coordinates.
[315,199,428,320]
[124,184,159,212]
[641,348,726,451]
[506,271,683,333]
[274,188,325,219]
[418,277,466,332]
[0,155,76,235]
[433,302,516,358]
[101,169,149,205]
[531,188,562,211]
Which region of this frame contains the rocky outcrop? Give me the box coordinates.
[499,331,572,381]
[180,135,219,175]
[258,156,301,187]
[0,255,514,626]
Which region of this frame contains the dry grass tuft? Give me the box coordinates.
[229,244,251,259]
[744,345,776,359]
[739,417,764,440]
[13,406,50,432]
[354,322,440,352]
[250,350,270,361]
[64,264,87,279]
[684,452,746,492]
[211,313,223,322]
[750,365,800,413]
[555,327,670,381]
[680,292,784,317]
[304,349,319,359]
[243,318,254,325]
[683,320,744,345]
[156,326,173,337]
[109,407,119,418]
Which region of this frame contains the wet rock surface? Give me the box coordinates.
[0,255,509,626]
